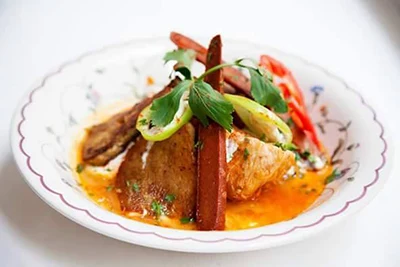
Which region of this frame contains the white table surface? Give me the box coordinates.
[1,0,399,266]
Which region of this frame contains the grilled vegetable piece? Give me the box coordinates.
[226,129,295,200]
[81,79,180,166]
[196,35,227,231]
[115,123,196,218]
[170,31,251,96]
[224,94,292,144]
[136,91,193,142]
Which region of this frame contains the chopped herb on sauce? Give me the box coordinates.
[106,185,114,192]
[347,177,355,182]
[151,200,165,218]
[164,194,176,202]
[308,154,317,163]
[106,168,112,172]
[180,217,195,224]
[244,148,250,160]
[76,163,84,173]
[132,183,140,192]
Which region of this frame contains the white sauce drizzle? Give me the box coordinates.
[226,138,238,162]
[141,141,154,169]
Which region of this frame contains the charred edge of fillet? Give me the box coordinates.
[81,78,180,166]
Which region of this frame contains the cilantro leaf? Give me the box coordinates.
[248,68,288,113]
[76,163,84,173]
[188,80,234,131]
[132,183,140,192]
[243,148,250,160]
[151,200,165,218]
[163,49,196,68]
[164,194,176,202]
[150,80,192,127]
[180,217,195,224]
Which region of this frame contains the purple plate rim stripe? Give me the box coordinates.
[16,39,387,243]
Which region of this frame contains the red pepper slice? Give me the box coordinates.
[260,55,322,150]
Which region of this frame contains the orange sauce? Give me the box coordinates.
[225,165,332,230]
[75,145,332,230]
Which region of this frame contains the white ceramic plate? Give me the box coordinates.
[10,37,393,253]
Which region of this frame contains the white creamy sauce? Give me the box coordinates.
[141,141,154,169]
[226,138,239,163]
[311,156,326,170]
[272,127,286,143]
[85,140,135,174]
[141,209,148,218]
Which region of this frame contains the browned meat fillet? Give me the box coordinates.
[81,79,180,166]
[115,123,196,218]
[226,129,295,200]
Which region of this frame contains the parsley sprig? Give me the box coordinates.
[150,52,288,132]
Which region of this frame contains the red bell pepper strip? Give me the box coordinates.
[260,55,322,150]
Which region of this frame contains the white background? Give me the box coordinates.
[1,0,400,266]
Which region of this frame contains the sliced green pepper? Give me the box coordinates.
[224,94,292,143]
[136,92,193,141]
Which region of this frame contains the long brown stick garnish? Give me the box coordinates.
[196,35,227,230]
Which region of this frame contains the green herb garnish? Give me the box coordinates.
[188,80,234,131]
[150,80,192,127]
[149,52,288,133]
[132,183,140,193]
[106,185,114,192]
[244,148,250,160]
[308,154,317,163]
[76,163,84,173]
[164,194,176,203]
[163,49,196,68]
[247,67,288,113]
[325,169,341,184]
[180,217,195,224]
[301,150,311,158]
[138,118,148,126]
[151,200,165,218]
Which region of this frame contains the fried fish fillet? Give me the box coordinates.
[226,130,295,201]
[115,123,196,218]
[81,79,180,166]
